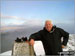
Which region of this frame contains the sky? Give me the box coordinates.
[0,0,74,33]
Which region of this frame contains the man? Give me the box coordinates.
[29,20,69,55]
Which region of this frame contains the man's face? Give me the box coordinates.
[45,21,53,32]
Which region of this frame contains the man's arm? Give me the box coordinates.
[29,30,42,46]
[59,28,69,46]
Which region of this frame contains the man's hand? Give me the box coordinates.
[29,39,34,46]
[62,45,65,48]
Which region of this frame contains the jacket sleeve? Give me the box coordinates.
[29,30,42,41]
[59,28,69,46]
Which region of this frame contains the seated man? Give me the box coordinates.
[29,20,69,55]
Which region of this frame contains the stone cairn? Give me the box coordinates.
[12,37,34,56]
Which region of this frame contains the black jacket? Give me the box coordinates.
[29,26,69,55]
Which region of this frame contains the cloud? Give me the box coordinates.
[1,14,25,26]
[1,26,21,31]
[1,14,74,34]
[23,19,44,26]
[1,14,74,26]
[1,14,44,27]
[0,26,24,33]
[1,14,25,20]
[1,14,44,32]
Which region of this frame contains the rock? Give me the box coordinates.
[21,37,27,42]
[15,37,21,42]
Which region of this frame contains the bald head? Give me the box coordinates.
[45,20,53,32]
[45,20,52,24]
